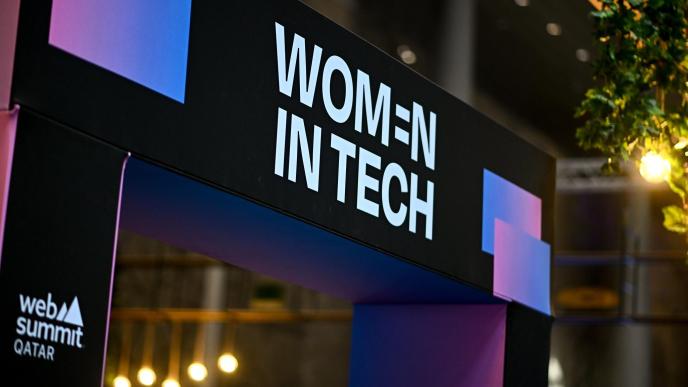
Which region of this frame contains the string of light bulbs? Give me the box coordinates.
[112,320,241,387]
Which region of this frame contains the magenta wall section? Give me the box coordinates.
[0,108,17,265]
[0,0,20,109]
[349,304,507,387]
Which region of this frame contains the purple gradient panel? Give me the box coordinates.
[0,0,20,109]
[482,169,541,254]
[0,107,17,266]
[119,158,499,304]
[49,0,191,103]
[350,304,506,387]
[493,219,550,315]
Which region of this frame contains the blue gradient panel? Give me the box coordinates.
[350,305,506,387]
[482,169,550,315]
[482,169,541,254]
[49,0,191,103]
[119,158,499,304]
[493,220,550,314]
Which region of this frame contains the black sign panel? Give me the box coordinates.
[0,110,126,386]
[11,1,554,291]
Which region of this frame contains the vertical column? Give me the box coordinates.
[0,110,128,386]
[0,108,17,264]
[438,0,475,105]
[0,0,21,265]
[502,303,552,386]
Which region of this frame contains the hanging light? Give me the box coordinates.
[114,322,133,387]
[639,151,671,183]
[218,353,239,374]
[187,324,208,382]
[187,362,208,382]
[113,375,132,387]
[162,379,181,387]
[137,367,157,386]
[218,322,239,374]
[137,322,157,386]
[162,322,182,387]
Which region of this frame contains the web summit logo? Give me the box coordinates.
[13,292,84,361]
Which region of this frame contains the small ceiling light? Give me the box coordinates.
[639,151,671,183]
[137,323,157,386]
[137,367,157,386]
[396,45,417,65]
[113,375,132,387]
[114,323,133,387]
[188,362,208,382]
[546,23,562,36]
[575,48,590,62]
[514,0,529,6]
[165,323,182,387]
[218,353,239,374]
[548,357,563,381]
[162,378,181,387]
[188,324,208,381]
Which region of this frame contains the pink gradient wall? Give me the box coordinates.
[350,304,507,387]
[0,107,18,266]
[0,0,20,109]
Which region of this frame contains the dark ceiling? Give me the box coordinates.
[475,0,595,156]
[304,0,597,156]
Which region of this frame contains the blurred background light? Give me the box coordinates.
[575,48,590,62]
[639,151,671,183]
[136,367,156,386]
[113,375,131,387]
[396,44,417,65]
[162,378,181,387]
[546,22,562,36]
[218,353,239,374]
[187,362,208,382]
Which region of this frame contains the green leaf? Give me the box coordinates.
[662,205,687,234]
[577,0,688,246]
[592,9,615,19]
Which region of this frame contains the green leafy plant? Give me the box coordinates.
[577,0,688,248]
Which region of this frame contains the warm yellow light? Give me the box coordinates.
[218,353,239,374]
[187,362,208,382]
[137,367,157,386]
[162,378,181,387]
[113,375,131,387]
[639,151,671,183]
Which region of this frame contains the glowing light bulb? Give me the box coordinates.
[187,362,208,382]
[639,151,671,183]
[218,353,239,374]
[137,367,156,386]
[113,375,131,387]
[162,378,181,387]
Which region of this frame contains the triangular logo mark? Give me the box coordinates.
[56,302,68,321]
[63,297,83,326]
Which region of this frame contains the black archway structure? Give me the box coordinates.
[0,1,554,386]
